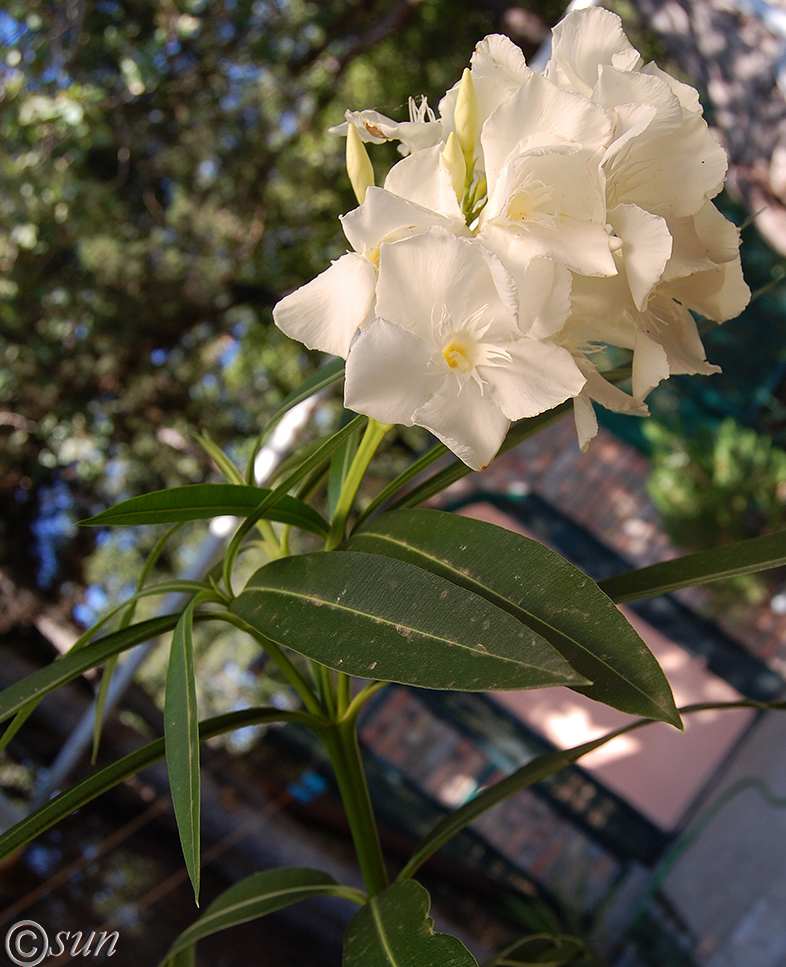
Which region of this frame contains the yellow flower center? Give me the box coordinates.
[505,173,556,228]
[442,336,474,372]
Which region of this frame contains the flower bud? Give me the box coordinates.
[441,131,467,202]
[346,123,374,204]
[454,68,479,173]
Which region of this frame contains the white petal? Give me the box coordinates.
[666,259,750,322]
[607,115,728,217]
[340,186,458,255]
[634,299,720,398]
[480,216,617,278]
[331,108,443,153]
[580,359,649,415]
[485,145,607,225]
[383,145,465,227]
[486,338,586,421]
[344,318,437,425]
[439,35,530,155]
[663,201,742,283]
[607,203,672,311]
[632,330,670,399]
[273,253,376,358]
[573,393,599,452]
[481,71,612,193]
[413,378,509,471]
[641,62,702,117]
[596,66,684,137]
[375,229,516,338]
[545,6,641,97]
[512,257,573,340]
[571,363,648,452]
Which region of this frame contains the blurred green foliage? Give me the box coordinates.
[646,417,786,600]
[0,0,565,600]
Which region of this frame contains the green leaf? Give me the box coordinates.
[482,934,590,967]
[328,416,361,519]
[0,614,191,726]
[230,552,587,692]
[0,707,313,863]
[193,431,245,485]
[599,529,786,603]
[79,484,328,537]
[398,716,655,881]
[261,356,345,440]
[162,867,362,965]
[165,597,203,903]
[343,880,478,967]
[345,510,680,726]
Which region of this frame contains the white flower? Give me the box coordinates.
[329,97,443,156]
[272,187,464,357]
[344,228,585,470]
[560,199,749,407]
[476,68,617,277]
[546,6,728,220]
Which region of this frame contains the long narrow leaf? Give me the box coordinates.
[398,700,778,881]
[165,597,204,903]
[0,614,192,726]
[259,356,344,441]
[0,708,314,863]
[80,484,328,538]
[599,529,786,603]
[482,934,590,967]
[161,867,364,965]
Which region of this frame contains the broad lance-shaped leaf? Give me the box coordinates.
[343,880,478,967]
[165,598,203,903]
[80,484,328,537]
[230,552,587,692]
[344,510,680,726]
[161,867,360,965]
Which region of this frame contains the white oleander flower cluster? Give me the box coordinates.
[273,6,749,471]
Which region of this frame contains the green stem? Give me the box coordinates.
[215,612,325,718]
[320,716,388,898]
[336,671,352,716]
[326,419,391,551]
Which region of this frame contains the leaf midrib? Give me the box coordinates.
[241,582,578,678]
[347,532,664,712]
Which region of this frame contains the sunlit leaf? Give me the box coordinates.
[80,484,328,537]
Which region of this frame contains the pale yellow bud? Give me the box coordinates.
[346,123,375,204]
[454,68,479,172]
[441,131,467,202]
